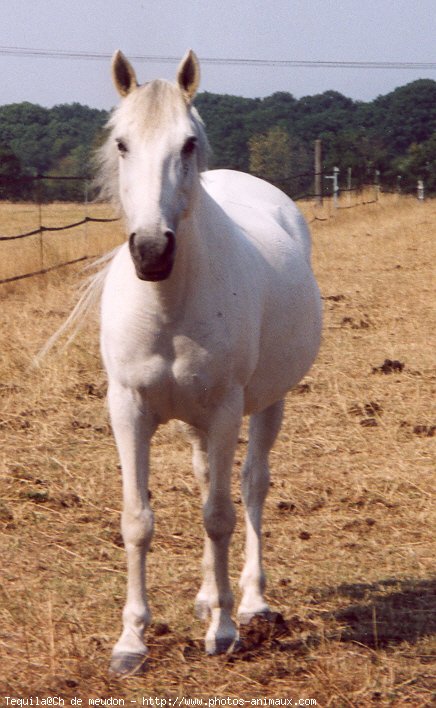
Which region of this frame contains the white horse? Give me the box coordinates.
[97,49,322,676]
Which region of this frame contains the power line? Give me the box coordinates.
[0,45,435,70]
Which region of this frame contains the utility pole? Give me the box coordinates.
[314,139,322,206]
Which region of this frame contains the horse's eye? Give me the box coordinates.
[116,139,128,156]
[182,136,197,157]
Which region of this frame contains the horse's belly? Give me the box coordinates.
[244,280,322,414]
[244,340,319,414]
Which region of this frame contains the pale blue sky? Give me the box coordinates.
[1,0,435,108]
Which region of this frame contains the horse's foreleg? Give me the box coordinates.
[107,382,157,676]
[238,400,284,623]
[201,392,243,654]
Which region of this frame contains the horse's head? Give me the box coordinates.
[106,50,208,281]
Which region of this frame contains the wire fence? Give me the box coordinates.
[0,173,122,285]
[0,213,118,242]
[0,170,425,285]
[0,256,91,285]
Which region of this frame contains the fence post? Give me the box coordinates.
[374,169,380,201]
[417,180,425,201]
[333,167,339,207]
[36,175,44,272]
[314,139,322,206]
[347,167,352,205]
[84,179,89,255]
[324,167,339,208]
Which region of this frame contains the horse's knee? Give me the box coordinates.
[203,499,236,542]
[121,506,154,547]
[241,460,270,506]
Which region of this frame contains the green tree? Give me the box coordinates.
[249,126,310,196]
[249,126,293,186]
[0,102,107,199]
[0,144,31,200]
[370,80,436,157]
[393,132,436,193]
[0,77,435,201]
[195,92,257,171]
[43,147,89,201]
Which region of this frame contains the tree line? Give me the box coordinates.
[0,78,435,201]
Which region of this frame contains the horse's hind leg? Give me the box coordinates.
[185,426,214,620]
[238,400,284,624]
[188,392,243,654]
[107,382,157,676]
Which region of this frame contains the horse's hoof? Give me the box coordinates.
[205,635,241,655]
[194,599,211,620]
[109,651,148,677]
[238,609,283,625]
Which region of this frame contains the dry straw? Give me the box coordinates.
[1,193,435,703]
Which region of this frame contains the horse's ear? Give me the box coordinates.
[112,50,138,97]
[177,50,200,103]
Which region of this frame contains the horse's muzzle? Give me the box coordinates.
[129,230,176,281]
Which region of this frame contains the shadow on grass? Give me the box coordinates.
[320,576,436,648]
[146,577,436,666]
[229,576,436,661]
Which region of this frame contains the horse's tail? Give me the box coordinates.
[34,246,120,365]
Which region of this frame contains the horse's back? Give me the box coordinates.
[201,169,312,262]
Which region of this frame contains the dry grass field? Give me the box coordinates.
[0,194,435,706]
[0,201,124,283]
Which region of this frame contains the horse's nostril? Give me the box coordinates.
[164,230,176,257]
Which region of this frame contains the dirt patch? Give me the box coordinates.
[372,359,405,374]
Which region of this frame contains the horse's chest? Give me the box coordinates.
[113,331,229,424]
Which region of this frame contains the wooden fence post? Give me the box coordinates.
[374,169,380,201]
[314,139,322,206]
